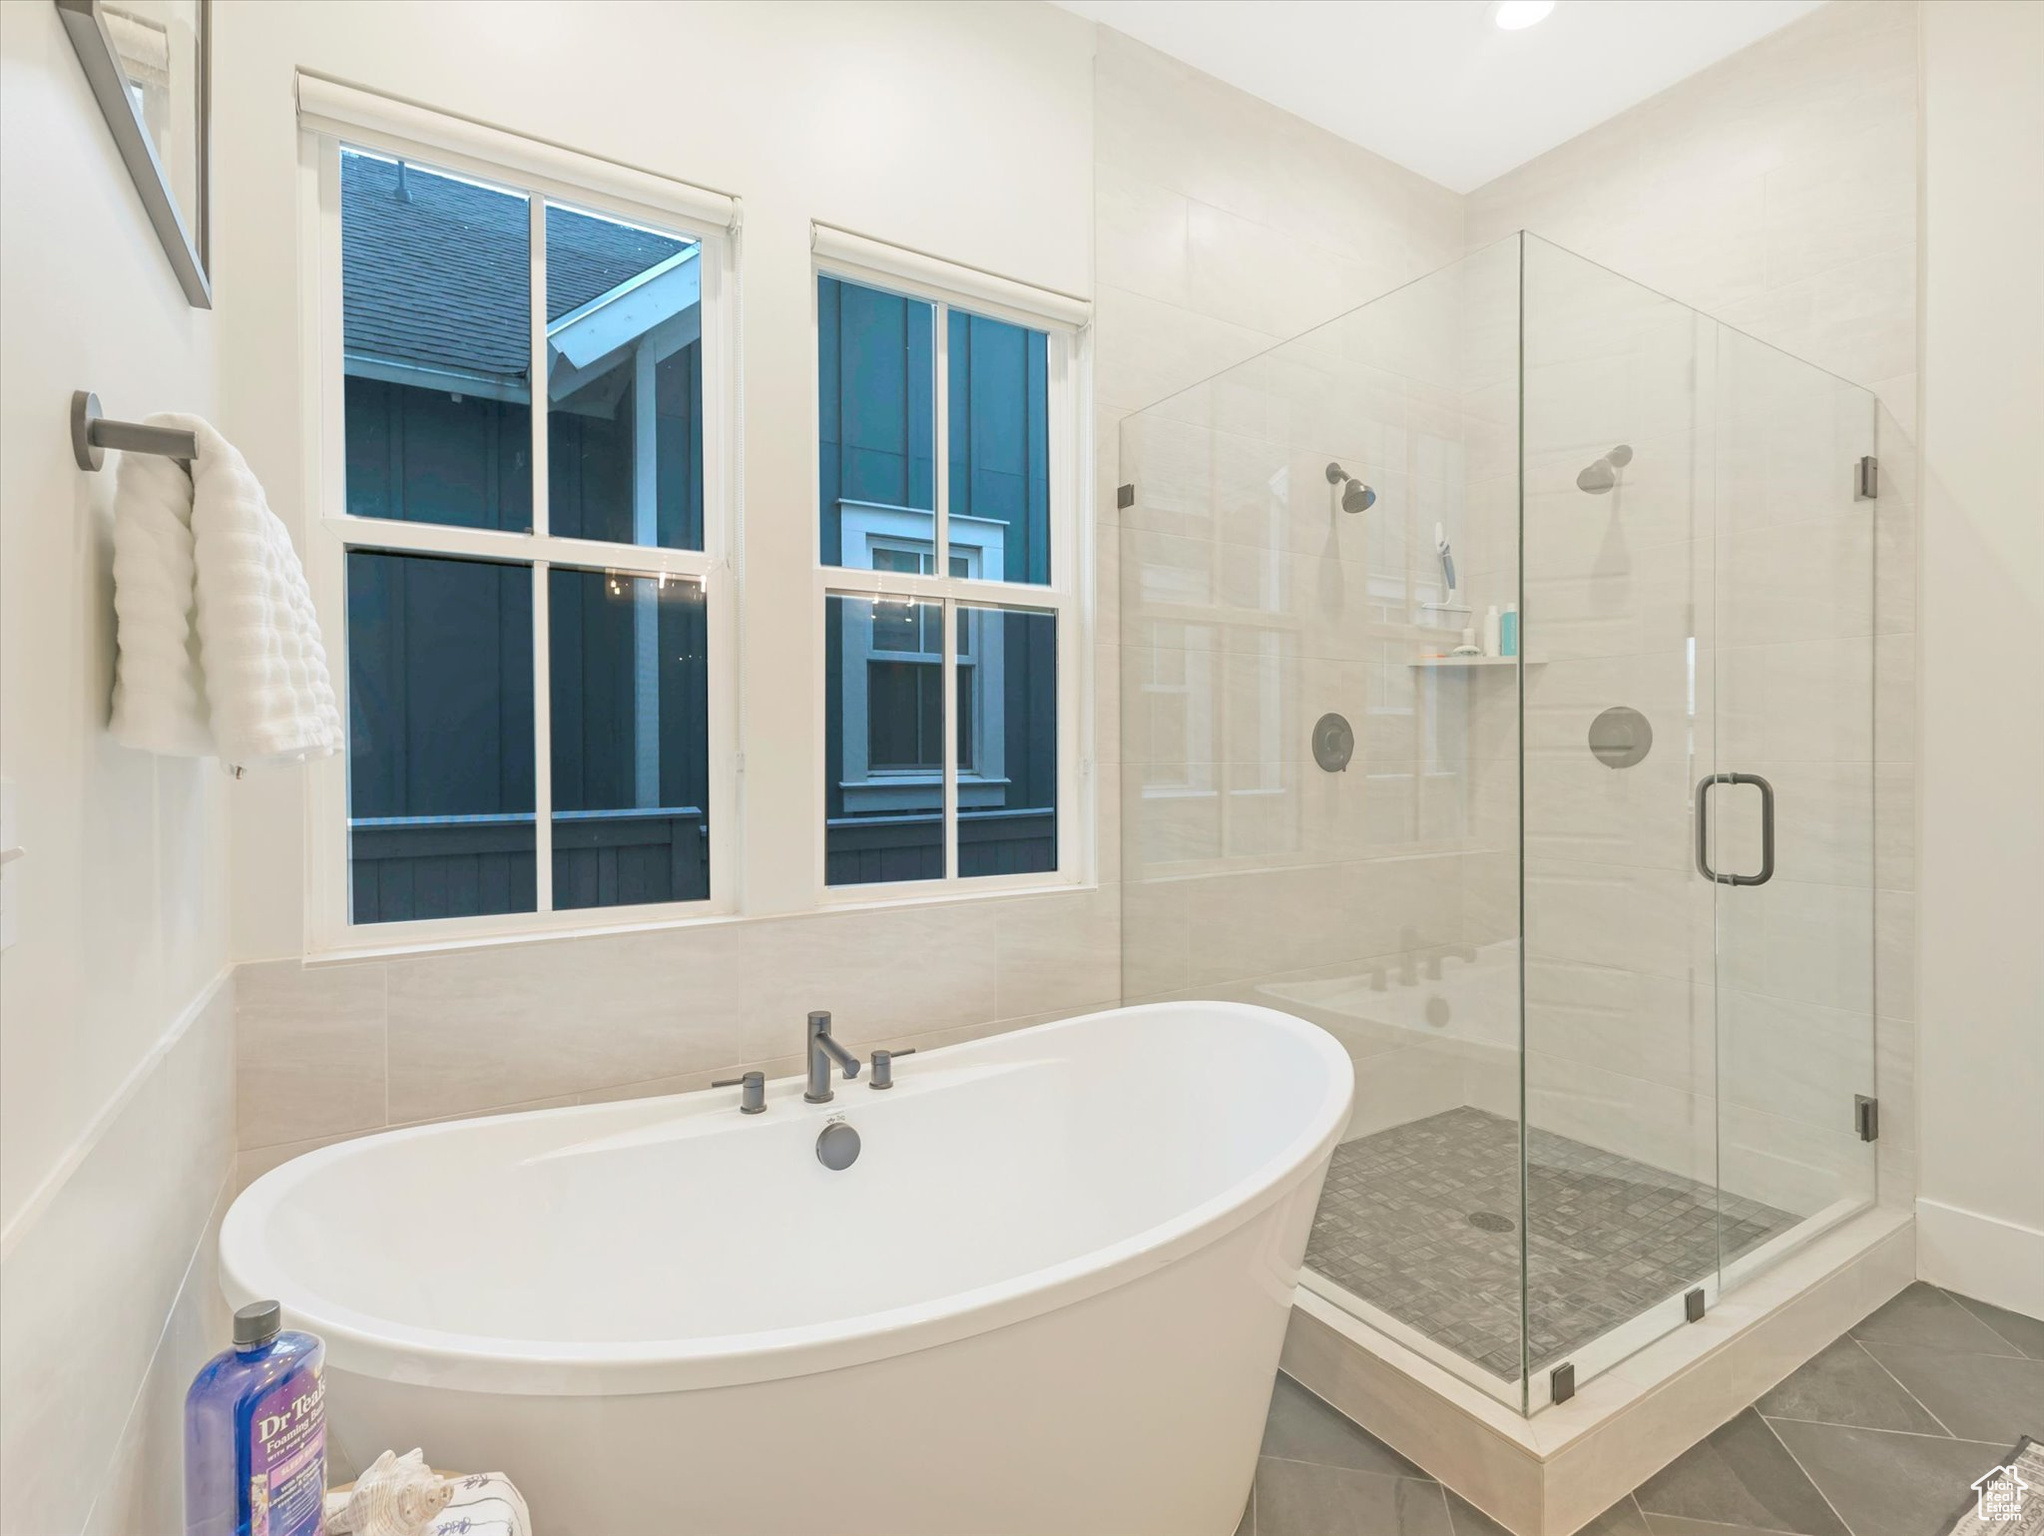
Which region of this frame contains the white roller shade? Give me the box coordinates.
[812,223,1090,331]
[296,74,739,233]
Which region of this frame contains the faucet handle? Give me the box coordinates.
[868,1047,916,1090]
[711,1070,767,1114]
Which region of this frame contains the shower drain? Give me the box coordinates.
[1467,1211,1516,1234]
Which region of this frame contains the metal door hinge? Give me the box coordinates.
[1856,1094,1880,1142]
[1116,483,1135,510]
[1855,455,1879,500]
[1550,1362,1576,1404]
[1686,1287,1707,1323]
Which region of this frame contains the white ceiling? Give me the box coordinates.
[1056,0,1826,193]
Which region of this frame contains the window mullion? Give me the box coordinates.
[528,193,554,913]
[942,594,958,882]
[528,193,548,539]
[933,309,956,881]
[933,299,950,574]
[532,559,554,914]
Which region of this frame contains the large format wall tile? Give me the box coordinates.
[238,887,1117,1145]
[236,956,386,1147]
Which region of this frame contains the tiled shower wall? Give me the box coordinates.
[1500,242,1895,1223]
[1116,244,1525,1144]
[1114,0,1920,1218]
[1097,29,1512,1139]
[1466,0,1921,1214]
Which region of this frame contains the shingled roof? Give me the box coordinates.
[341,151,692,388]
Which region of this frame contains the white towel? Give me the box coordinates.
[109,414,343,771]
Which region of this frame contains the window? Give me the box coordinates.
[300,87,1089,952]
[310,130,733,942]
[817,265,1082,892]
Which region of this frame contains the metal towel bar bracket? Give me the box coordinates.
[71,390,197,472]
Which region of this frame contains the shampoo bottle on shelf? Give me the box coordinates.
[1500,603,1519,658]
[1482,604,1502,658]
[185,1300,327,1536]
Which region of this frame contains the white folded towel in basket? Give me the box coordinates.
[108,413,342,772]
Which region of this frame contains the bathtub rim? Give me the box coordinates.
[221,999,1352,1397]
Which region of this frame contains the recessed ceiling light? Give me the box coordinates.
[1490,0,1557,30]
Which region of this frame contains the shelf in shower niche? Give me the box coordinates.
[1409,656,1542,669]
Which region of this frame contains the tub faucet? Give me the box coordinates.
[805,1010,861,1103]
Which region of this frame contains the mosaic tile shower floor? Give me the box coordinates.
[1305,1106,1798,1379]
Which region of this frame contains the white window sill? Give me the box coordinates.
[298,875,1099,968]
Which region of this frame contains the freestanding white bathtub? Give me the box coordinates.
[221,1001,1352,1534]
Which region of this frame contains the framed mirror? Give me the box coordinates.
[55,0,211,307]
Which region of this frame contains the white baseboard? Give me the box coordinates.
[1916,1197,2044,1318]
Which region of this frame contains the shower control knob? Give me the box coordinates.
[1312,713,1354,773]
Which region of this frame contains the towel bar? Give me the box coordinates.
[71,390,197,472]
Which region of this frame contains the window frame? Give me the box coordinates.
[835,500,1006,810]
[812,250,1091,901]
[298,125,740,957]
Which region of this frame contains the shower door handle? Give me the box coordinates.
[1695,773,1775,887]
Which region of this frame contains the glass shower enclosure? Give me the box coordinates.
[1118,233,1880,1413]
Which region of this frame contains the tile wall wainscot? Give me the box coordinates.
[1464,0,1921,1208]
[0,976,237,1536]
[234,887,1121,1183]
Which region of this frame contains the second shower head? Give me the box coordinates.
[1326,461,1377,514]
[1576,443,1634,495]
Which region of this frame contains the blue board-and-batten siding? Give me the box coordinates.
[818,277,1058,883]
[344,358,709,923]
[344,278,1057,920]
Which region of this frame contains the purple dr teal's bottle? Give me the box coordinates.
[184,1299,327,1536]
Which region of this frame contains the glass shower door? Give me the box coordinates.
[1707,329,1880,1286]
[1518,235,1729,1408]
[1518,237,1880,1407]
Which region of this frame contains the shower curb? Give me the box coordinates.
[1279,1209,1914,1536]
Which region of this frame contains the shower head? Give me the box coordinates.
[1576,443,1634,495]
[1325,461,1377,514]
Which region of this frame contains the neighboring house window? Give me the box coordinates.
[818,268,1083,891]
[313,138,733,941]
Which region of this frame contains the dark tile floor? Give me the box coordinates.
[1307,1108,1797,1379]
[1243,1282,2044,1536]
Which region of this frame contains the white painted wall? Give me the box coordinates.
[1914,0,2044,1318]
[0,3,235,1529]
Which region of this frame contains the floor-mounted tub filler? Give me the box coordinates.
[220,1002,1354,1534]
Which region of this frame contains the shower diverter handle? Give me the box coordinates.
[1695,772,1775,887]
